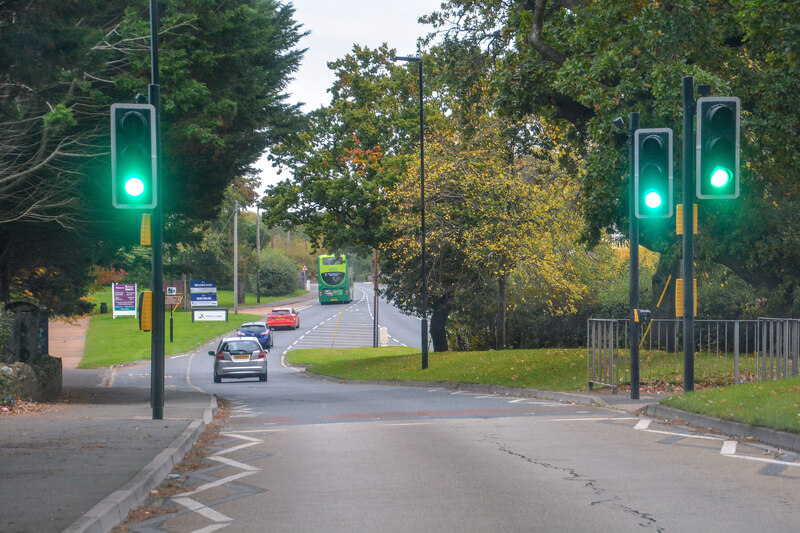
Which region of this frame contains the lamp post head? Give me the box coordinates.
[394,55,420,62]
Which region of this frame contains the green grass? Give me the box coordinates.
[287,346,589,391]
[661,376,800,434]
[79,286,308,368]
[84,286,308,314]
[80,311,264,368]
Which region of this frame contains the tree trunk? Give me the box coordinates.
[496,274,506,350]
[429,304,450,352]
[0,234,10,303]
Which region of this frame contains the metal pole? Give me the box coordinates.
[419,59,428,369]
[683,76,695,392]
[233,200,239,315]
[373,248,379,348]
[149,0,164,420]
[628,112,640,400]
[256,206,261,303]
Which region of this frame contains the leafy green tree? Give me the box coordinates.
[263,44,424,254]
[0,0,306,313]
[425,0,800,315]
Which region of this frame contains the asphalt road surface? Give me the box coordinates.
[114,285,800,532]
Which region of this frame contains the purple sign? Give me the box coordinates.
[113,284,136,310]
[112,283,137,319]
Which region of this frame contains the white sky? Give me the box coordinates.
[255,0,441,192]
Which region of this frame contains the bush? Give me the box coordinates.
[257,250,298,296]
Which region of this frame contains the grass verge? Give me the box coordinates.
[287,346,588,392]
[289,346,800,435]
[81,311,263,368]
[661,376,800,434]
[78,286,308,368]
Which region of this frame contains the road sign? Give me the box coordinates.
[166,286,177,296]
[165,294,183,306]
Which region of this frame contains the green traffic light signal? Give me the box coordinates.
[111,103,157,209]
[124,176,145,197]
[634,128,673,219]
[644,190,662,209]
[697,97,739,199]
[710,166,732,188]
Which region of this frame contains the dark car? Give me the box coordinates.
[237,321,273,348]
[209,336,267,383]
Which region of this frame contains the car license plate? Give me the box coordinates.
[233,355,249,360]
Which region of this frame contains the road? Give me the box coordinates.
[114,284,800,532]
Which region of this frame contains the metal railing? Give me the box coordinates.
[587,318,798,392]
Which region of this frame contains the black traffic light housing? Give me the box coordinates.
[696,96,740,199]
[634,128,673,219]
[111,103,157,209]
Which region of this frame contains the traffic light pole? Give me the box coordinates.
[682,76,695,393]
[628,112,640,400]
[149,0,165,419]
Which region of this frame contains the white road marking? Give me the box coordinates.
[189,524,229,533]
[185,471,257,494]
[724,453,800,467]
[635,419,653,430]
[221,429,285,434]
[550,417,640,422]
[721,440,737,455]
[217,433,263,443]
[212,441,261,455]
[172,497,232,522]
[209,455,261,471]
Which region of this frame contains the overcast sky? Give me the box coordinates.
[256,0,441,191]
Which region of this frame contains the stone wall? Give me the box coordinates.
[0,355,62,401]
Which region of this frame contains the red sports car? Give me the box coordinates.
[267,307,300,329]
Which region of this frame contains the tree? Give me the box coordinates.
[263,44,425,255]
[0,0,306,312]
[424,0,800,315]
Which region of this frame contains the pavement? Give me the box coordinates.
[1,290,798,533]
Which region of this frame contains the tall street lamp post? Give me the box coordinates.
[395,55,428,369]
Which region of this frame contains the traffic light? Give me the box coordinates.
[697,96,740,199]
[111,103,157,209]
[634,128,673,219]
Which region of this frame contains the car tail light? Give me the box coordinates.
[257,350,265,359]
[216,353,225,360]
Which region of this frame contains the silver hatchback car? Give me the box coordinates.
[209,336,267,383]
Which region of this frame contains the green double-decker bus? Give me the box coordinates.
[318,254,353,304]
